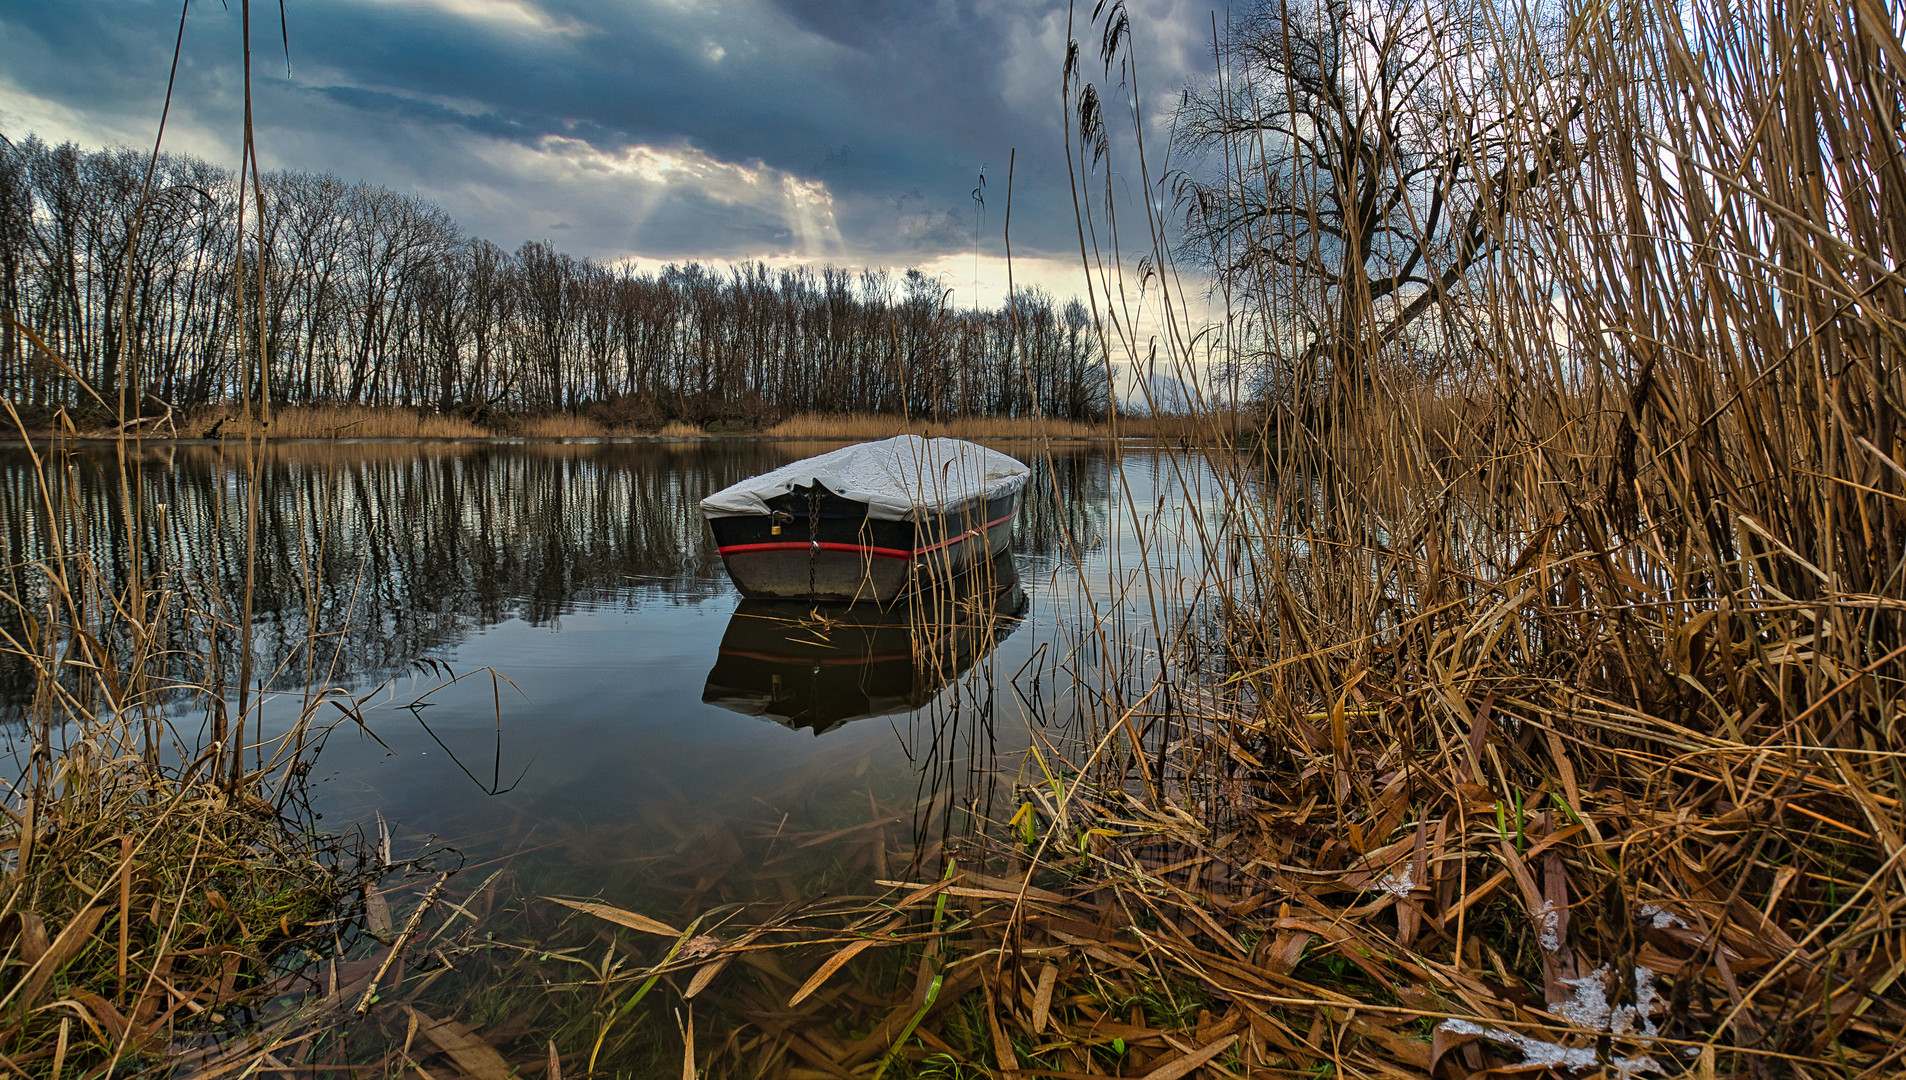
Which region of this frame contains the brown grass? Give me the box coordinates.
[1034,0,1906,1074]
[762,413,1103,441]
[184,404,490,440]
[512,413,612,438]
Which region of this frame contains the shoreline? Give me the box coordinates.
[1,404,1220,446]
[0,431,1154,449]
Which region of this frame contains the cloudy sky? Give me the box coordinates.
[2,0,1214,308]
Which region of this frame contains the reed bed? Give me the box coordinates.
[180,405,491,441]
[1109,411,1248,445]
[509,414,612,439]
[764,414,1104,442]
[52,405,1129,445]
[1043,0,1906,1073]
[165,405,702,441]
[511,414,707,438]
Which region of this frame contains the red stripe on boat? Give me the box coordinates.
[910,511,1018,556]
[717,510,1016,562]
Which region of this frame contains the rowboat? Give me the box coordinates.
[700,435,1031,603]
[701,550,1026,732]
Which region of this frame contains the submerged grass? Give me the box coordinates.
[0,748,354,1072]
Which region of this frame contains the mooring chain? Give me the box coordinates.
[807,487,820,598]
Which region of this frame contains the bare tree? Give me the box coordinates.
[1174,0,1584,415]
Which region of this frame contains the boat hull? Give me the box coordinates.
[707,485,1019,603]
[702,550,1026,732]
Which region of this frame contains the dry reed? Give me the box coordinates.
[182,404,490,441]
[508,413,608,439]
[47,407,1134,445]
[11,0,1902,1075]
[1034,0,1906,1074]
[764,413,1102,441]
[167,408,710,441]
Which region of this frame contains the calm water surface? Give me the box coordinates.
[1,440,1220,893]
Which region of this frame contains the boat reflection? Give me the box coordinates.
[702,553,1027,734]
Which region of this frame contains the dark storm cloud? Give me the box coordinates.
[0,0,1204,267]
[309,84,544,143]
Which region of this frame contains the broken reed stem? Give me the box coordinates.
[356,872,453,1016]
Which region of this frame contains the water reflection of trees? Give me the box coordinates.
[0,443,775,714]
[1,442,1113,717]
[1012,448,1110,561]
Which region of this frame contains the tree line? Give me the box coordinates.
[0,134,1110,427]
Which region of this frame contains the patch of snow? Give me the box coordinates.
[1554,967,1611,1028]
[1638,903,1688,929]
[1616,967,1662,1037]
[1534,899,1562,952]
[1439,965,1666,1076]
[1439,1017,1597,1071]
[1375,867,1414,897]
[1557,966,1662,1037]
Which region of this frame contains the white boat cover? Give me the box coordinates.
[701,435,1031,522]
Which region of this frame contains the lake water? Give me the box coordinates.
[0,438,1237,1070]
[0,440,1224,889]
